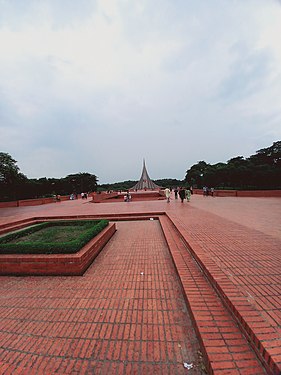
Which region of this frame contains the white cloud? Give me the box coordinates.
[0,0,281,182]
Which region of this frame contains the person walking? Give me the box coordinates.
[179,187,186,203]
[185,187,191,202]
[203,186,207,197]
[164,187,171,203]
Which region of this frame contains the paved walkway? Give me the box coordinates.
[0,195,281,374]
[0,220,204,374]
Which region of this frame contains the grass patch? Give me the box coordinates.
[11,226,88,243]
[0,220,109,254]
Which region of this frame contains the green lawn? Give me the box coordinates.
[10,225,85,244]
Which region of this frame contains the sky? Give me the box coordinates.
[0,0,281,184]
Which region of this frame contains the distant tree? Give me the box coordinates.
[246,141,281,189]
[27,177,62,198]
[248,141,281,167]
[153,178,183,188]
[184,141,281,190]
[185,161,211,188]
[99,180,137,192]
[224,157,250,188]
[64,173,98,194]
[0,152,20,183]
[18,173,99,199]
[0,152,28,200]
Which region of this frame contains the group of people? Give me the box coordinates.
[124,191,132,202]
[69,192,88,200]
[53,194,61,202]
[203,186,215,197]
[164,186,193,203]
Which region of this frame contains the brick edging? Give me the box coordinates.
[159,215,268,374]
[0,213,165,276]
[0,223,116,276]
[165,214,280,374]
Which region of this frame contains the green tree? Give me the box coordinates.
[99,180,137,192]
[185,161,210,188]
[0,152,27,201]
[224,157,250,188]
[63,173,98,194]
[184,141,281,190]
[247,141,281,189]
[154,178,183,188]
[248,141,281,167]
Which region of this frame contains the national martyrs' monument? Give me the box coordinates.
[131,159,161,190]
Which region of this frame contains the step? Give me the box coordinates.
[159,215,266,374]
[166,214,281,375]
[0,218,38,236]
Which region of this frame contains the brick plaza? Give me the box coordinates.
[0,194,280,374]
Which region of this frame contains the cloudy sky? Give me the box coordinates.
[0,0,281,184]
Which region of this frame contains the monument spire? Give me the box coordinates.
[131,159,160,190]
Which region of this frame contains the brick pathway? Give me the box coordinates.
[0,195,281,373]
[160,215,266,374]
[181,196,281,240]
[166,199,281,374]
[0,220,204,374]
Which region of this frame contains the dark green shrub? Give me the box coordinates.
[0,220,109,254]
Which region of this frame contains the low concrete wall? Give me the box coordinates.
[92,192,119,202]
[193,189,281,197]
[18,198,54,206]
[237,190,281,197]
[0,223,116,276]
[92,190,165,203]
[0,195,71,208]
[0,201,18,208]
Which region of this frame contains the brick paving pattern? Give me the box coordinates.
[167,204,281,372]
[0,195,281,373]
[161,216,266,374]
[0,220,204,374]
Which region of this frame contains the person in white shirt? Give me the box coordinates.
[164,188,171,203]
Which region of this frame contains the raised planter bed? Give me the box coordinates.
[0,222,116,276]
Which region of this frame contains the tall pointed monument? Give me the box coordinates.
[131,159,160,190]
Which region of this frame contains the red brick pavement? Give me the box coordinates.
[165,197,281,374]
[160,215,266,375]
[0,220,204,374]
[181,196,281,240]
[0,195,281,374]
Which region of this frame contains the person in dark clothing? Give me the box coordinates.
[178,187,186,203]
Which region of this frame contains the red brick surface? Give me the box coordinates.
[0,220,204,374]
[0,195,281,374]
[166,198,281,374]
[92,190,165,203]
[160,215,266,374]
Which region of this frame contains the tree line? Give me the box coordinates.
[185,141,281,190]
[1,141,280,201]
[99,178,185,192]
[0,153,98,201]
